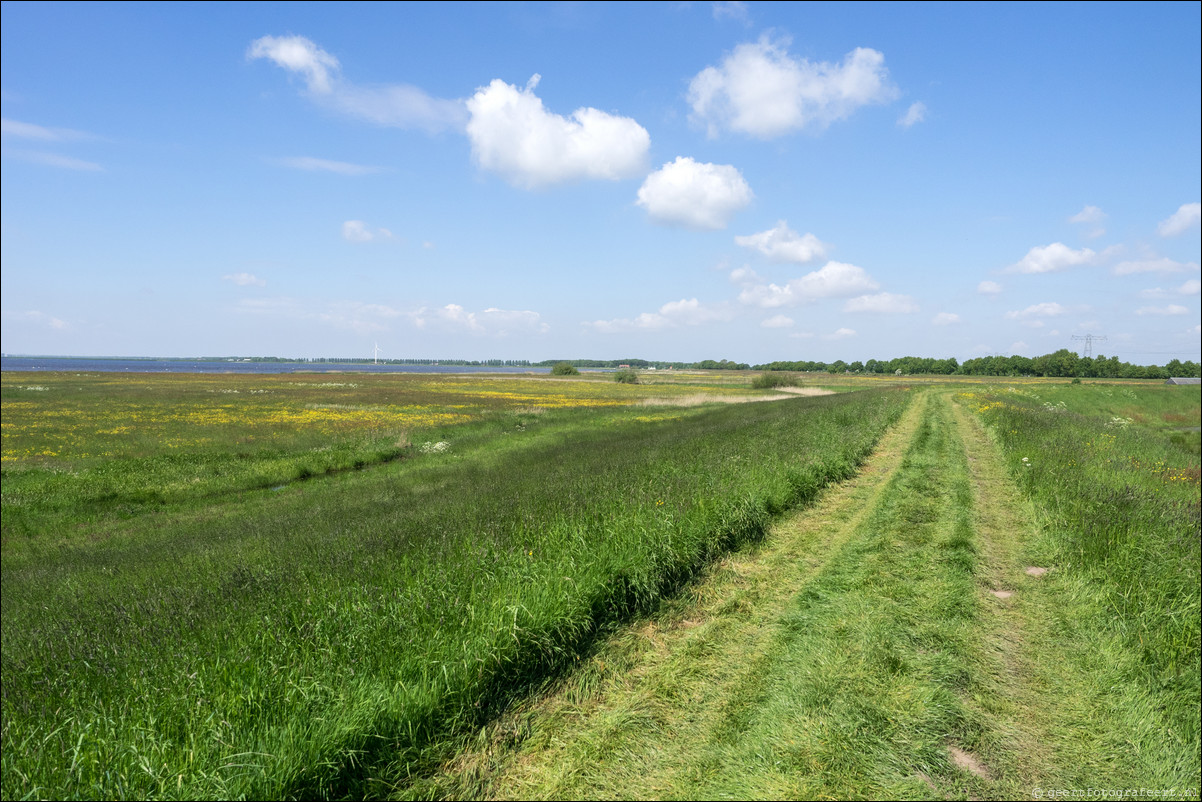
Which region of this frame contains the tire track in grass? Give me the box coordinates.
[424,391,929,800]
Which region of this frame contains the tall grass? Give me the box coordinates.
[1,387,910,799]
[968,385,1200,749]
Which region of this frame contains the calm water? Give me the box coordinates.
[1,357,550,375]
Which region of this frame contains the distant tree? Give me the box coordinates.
[550,362,579,376]
[613,368,639,384]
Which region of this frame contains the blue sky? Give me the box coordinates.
[2,1,1199,363]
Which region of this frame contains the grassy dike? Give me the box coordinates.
[1,388,909,800]
[447,388,1200,800]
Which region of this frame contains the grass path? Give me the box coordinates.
[417,388,1196,800]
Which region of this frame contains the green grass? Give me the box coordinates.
[967,384,1201,783]
[1,376,910,800]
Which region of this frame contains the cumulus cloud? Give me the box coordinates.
[464,74,650,189]
[1006,242,1097,274]
[761,314,794,328]
[276,156,384,175]
[588,297,732,333]
[1135,304,1189,316]
[248,34,467,133]
[1157,202,1201,237]
[932,312,961,325]
[1068,205,1107,238]
[978,280,1003,295]
[823,327,856,340]
[1179,279,1201,296]
[897,101,926,128]
[1006,302,1068,320]
[342,220,393,242]
[415,304,548,336]
[738,261,880,308]
[734,220,827,263]
[223,272,266,287]
[1113,257,1196,275]
[637,156,753,229]
[688,35,898,138]
[844,292,918,314]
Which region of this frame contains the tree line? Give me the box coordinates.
[753,349,1201,379]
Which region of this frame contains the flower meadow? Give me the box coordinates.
[1,371,908,799]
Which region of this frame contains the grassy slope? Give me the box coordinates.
[1,387,908,800]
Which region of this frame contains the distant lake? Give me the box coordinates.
[1,357,551,375]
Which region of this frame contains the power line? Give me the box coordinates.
[1071,334,1106,358]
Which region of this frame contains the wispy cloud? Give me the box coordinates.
[1,118,94,141]
[977,280,1003,295]
[275,156,385,175]
[932,312,961,325]
[3,149,103,171]
[1112,257,1196,275]
[248,34,467,133]
[223,272,266,287]
[1068,205,1107,238]
[587,298,732,333]
[342,220,393,242]
[844,292,918,314]
[414,304,549,336]
[897,101,926,128]
[1135,304,1189,316]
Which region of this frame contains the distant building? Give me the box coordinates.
[1165,377,1201,385]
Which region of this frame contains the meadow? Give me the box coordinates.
[1,370,907,799]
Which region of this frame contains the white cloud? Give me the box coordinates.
[1179,279,1201,296]
[588,297,731,333]
[761,314,794,328]
[5,150,103,171]
[688,35,898,138]
[1,118,92,141]
[223,272,266,287]
[465,75,649,189]
[1068,205,1107,238]
[738,261,880,308]
[1006,242,1097,274]
[342,220,393,242]
[897,101,926,128]
[11,310,68,330]
[1113,257,1196,275]
[932,312,960,325]
[1006,302,1068,319]
[416,304,549,336]
[1157,202,1201,237]
[1135,304,1189,316]
[977,280,1003,295]
[844,292,918,314]
[276,156,384,175]
[637,156,753,229]
[823,327,856,340]
[248,34,467,133]
[317,302,403,335]
[729,265,763,284]
[712,1,750,23]
[734,220,827,263]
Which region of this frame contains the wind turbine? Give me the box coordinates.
[373,342,382,365]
